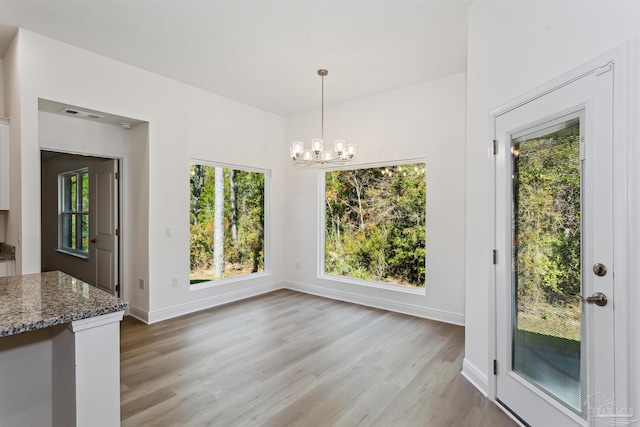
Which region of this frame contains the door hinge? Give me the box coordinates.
[115,228,120,236]
[493,359,498,375]
[492,139,498,155]
[116,284,120,293]
[115,172,120,180]
[492,249,497,264]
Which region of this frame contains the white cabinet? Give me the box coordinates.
[0,117,8,210]
[0,260,15,277]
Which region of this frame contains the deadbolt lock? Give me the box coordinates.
[593,263,607,277]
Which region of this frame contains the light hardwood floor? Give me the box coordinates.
[120,290,517,427]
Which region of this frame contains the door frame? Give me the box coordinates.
[40,147,130,306]
[487,44,633,420]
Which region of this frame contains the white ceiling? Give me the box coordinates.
[0,0,470,117]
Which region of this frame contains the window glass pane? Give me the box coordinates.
[81,214,89,252]
[63,176,72,212]
[81,173,89,212]
[64,214,77,250]
[512,120,582,412]
[324,163,426,288]
[69,175,77,212]
[189,164,266,284]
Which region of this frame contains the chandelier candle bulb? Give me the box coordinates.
[291,141,304,157]
[312,138,323,154]
[290,69,356,166]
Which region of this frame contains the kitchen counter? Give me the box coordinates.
[0,271,128,337]
[0,271,128,427]
[0,242,15,260]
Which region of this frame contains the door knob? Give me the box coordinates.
[90,239,97,243]
[585,292,607,306]
[571,292,608,307]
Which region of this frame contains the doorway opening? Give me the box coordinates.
[41,151,121,297]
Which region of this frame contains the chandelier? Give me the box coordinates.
[290,69,356,165]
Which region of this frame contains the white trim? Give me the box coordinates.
[190,271,270,291]
[127,305,149,324]
[488,109,498,400]
[147,281,283,324]
[55,248,89,260]
[612,41,633,413]
[285,280,464,326]
[69,311,124,332]
[318,273,426,295]
[462,357,489,397]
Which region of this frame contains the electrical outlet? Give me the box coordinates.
[172,276,179,287]
[139,278,145,290]
[165,227,172,237]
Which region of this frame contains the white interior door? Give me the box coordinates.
[494,63,616,426]
[90,159,119,296]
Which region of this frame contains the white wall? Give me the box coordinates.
[285,72,467,324]
[0,58,5,116]
[129,122,150,314]
[464,0,640,405]
[4,30,287,321]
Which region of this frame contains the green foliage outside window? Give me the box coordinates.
[190,164,265,284]
[325,163,426,288]
[513,126,581,341]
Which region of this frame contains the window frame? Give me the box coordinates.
[189,159,271,290]
[58,168,90,259]
[318,159,427,295]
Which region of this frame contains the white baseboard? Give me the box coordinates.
[284,280,465,326]
[127,306,149,324]
[147,281,284,324]
[461,357,489,396]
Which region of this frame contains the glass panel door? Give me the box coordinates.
[511,117,583,413]
[494,61,616,427]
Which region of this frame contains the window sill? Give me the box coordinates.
[56,248,89,260]
[190,271,270,291]
[319,273,426,295]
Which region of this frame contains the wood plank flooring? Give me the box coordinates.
[120,290,517,426]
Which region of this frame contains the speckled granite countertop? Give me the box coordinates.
[0,271,128,337]
[0,243,15,260]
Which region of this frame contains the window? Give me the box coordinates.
[190,163,267,284]
[59,169,89,254]
[323,162,426,289]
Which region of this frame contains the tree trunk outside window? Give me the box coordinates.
[213,166,225,279]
